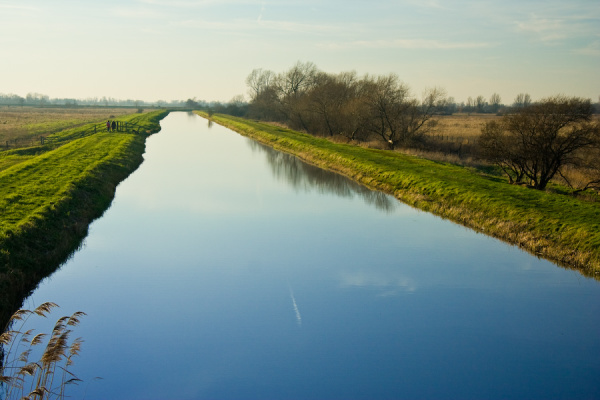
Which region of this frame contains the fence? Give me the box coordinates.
[427,134,473,145]
[1,120,147,149]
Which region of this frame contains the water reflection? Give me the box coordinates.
[16,113,600,400]
[247,140,397,213]
[340,270,417,296]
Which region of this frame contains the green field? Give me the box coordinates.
[0,109,168,324]
[202,112,600,278]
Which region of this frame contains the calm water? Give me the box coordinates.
[20,112,600,399]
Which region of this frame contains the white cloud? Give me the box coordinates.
[172,17,343,36]
[515,15,566,42]
[320,38,491,50]
[112,6,164,19]
[515,11,600,43]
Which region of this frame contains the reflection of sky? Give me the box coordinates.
[20,113,600,400]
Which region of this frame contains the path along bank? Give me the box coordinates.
[200,112,600,279]
[0,110,169,327]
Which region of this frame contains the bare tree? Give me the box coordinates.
[276,61,318,98]
[476,95,487,113]
[479,120,527,183]
[480,95,600,189]
[272,61,319,130]
[489,93,502,113]
[246,68,276,101]
[362,75,446,149]
[513,93,532,109]
[465,96,475,113]
[306,71,358,137]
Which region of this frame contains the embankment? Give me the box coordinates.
[0,110,169,327]
[201,112,600,279]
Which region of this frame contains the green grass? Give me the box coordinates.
[203,112,600,278]
[0,109,168,326]
[0,110,165,173]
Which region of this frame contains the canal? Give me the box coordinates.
[19,112,600,399]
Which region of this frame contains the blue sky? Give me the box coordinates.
[1,0,598,104]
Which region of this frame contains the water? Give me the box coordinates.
[16,112,600,399]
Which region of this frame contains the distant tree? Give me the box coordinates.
[513,93,532,109]
[475,95,487,113]
[185,98,200,109]
[489,93,502,113]
[246,68,276,101]
[465,96,475,113]
[441,96,457,115]
[479,95,600,189]
[224,95,248,116]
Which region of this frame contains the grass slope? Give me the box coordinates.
[203,112,600,278]
[0,110,168,325]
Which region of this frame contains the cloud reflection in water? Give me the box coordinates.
[340,270,417,296]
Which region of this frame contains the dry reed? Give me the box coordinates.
[0,303,85,400]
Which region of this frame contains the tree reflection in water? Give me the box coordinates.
[247,140,398,214]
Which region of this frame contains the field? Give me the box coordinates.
[0,106,136,147]
[204,112,600,278]
[428,113,500,141]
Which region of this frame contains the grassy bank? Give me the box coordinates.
[201,112,600,278]
[0,110,169,326]
[0,106,136,147]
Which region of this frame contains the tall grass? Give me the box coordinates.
[0,303,85,400]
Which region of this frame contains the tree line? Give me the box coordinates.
[0,93,187,108]
[240,62,600,191]
[244,61,452,149]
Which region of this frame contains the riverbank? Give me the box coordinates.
[0,110,169,326]
[200,112,600,279]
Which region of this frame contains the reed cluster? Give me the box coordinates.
[0,303,85,400]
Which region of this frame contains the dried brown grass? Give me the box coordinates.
[0,107,133,145]
[428,113,501,140]
[1,303,86,400]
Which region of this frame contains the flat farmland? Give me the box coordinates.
[0,107,136,145]
[428,113,500,141]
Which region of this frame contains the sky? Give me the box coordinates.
[1,0,599,104]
